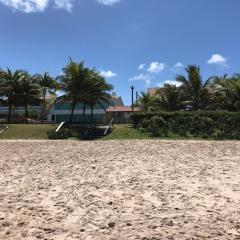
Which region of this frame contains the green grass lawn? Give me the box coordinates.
[102,124,150,140]
[0,124,57,139]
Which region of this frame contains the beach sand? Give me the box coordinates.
[0,140,240,240]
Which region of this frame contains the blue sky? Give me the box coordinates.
[0,0,240,104]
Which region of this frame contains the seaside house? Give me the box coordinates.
[0,99,41,119]
[48,95,125,123]
[105,106,140,124]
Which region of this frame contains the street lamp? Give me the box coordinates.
[131,85,134,112]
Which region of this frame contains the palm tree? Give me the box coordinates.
[212,74,240,111]
[58,60,89,122]
[176,65,211,110]
[0,69,24,123]
[84,69,113,123]
[138,92,157,112]
[156,84,182,111]
[18,73,40,124]
[35,72,58,121]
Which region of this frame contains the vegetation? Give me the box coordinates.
[47,128,73,140]
[0,124,57,139]
[131,111,240,140]
[18,73,41,124]
[137,92,157,112]
[102,124,150,140]
[58,60,113,123]
[137,65,240,112]
[0,59,113,124]
[0,69,25,123]
[35,72,58,121]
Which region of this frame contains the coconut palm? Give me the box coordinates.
[138,92,157,112]
[0,69,24,123]
[18,73,40,124]
[58,60,90,122]
[176,65,211,110]
[156,84,182,111]
[84,69,113,123]
[35,72,58,120]
[212,74,240,111]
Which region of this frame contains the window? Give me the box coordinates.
[51,115,55,122]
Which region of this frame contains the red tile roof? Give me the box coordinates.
[106,106,141,112]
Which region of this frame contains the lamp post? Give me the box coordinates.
[131,85,134,112]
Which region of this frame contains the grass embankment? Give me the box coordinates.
[0,124,57,139]
[102,124,150,140]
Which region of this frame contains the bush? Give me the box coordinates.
[47,128,73,139]
[131,111,240,139]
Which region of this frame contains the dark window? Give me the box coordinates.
[51,115,55,121]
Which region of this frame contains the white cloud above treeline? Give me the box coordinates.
[157,80,182,87]
[100,70,117,78]
[147,62,165,74]
[207,54,228,67]
[0,0,121,13]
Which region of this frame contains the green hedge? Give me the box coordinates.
[131,111,240,139]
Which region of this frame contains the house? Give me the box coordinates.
[106,106,140,124]
[0,99,41,119]
[148,87,162,96]
[49,96,125,123]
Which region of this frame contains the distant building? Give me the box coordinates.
[148,88,161,96]
[106,106,140,124]
[0,99,41,119]
[49,96,124,123]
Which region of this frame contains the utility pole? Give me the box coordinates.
[131,85,135,112]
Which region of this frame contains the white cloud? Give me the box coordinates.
[174,62,184,68]
[0,0,120,13]
[138,63,146,70]
[173,62,184,71]
[100,70,117,78]
[0,0,49,13]
[129,73,151,86]
[157,80,182,87]
[54,0,73,11]
[207,54,228,67]
[147,62,165,74]
[129,73,148,81]
[96,0,120,5]
[145,79,151,86]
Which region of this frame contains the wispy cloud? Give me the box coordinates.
[96,0,120,6]
[207,54,228,67]
[100,70,117,78]
[172,62,184,72]
[0,0,49,13]
[138,63,146,70]
[129,73,151,86]
[147,62,165,74]
[54,0,73,11]
[0,0,121,13]
[130,61,165,87]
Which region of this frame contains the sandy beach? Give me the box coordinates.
[0,140,240,240]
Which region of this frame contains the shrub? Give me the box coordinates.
[47,128,73,140]
[131,111,240,139]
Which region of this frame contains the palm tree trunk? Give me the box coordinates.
[90,105,94,124]
[7,104,11,124]
[83,103,86,116]
[41,93,46,122]
[25,104,28,124]
[69,102,76,123]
